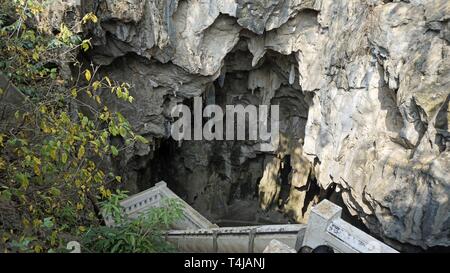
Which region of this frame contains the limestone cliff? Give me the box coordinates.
[48,0,449,250]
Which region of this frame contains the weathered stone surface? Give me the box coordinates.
[70,0,449,249]
[102,0,147,23]
[171,1,241,75]
[36,0,82,33]
[263,239,296,253]
[300,0,449,249]
[0,73,27,125]
[236,0,316,34]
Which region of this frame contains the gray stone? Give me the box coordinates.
[263,239,297,253]
[57,0,450,250]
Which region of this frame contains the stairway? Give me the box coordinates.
[103,181,398,253]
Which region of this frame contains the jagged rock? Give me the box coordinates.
[101,0,147,23]
[171,1,241,75]
[236,0,317,34]
[66,0,449,249]
[301,0,449,249]
[36,0,82,33]
[259,156,282,211]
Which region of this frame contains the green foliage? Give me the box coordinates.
[0,1,151,253]
[82,192,183,253]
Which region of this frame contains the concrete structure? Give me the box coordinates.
[103,182,217,230]
[302,200,398,253]
[166,224,305,253]
[263,240,297,253]
[102,182,398,253]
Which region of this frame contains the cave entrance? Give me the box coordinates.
[136,37,320,227]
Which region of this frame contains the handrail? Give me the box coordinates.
[165,224,306,253]
[302,200,398,253]
[104,181,217,230]
[102,182,398,253]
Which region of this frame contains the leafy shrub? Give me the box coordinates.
[82,191,183,253]
[0,1,152,252]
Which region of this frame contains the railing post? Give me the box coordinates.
[248,228,257,253]
[302,200,398,253]
[212,230,219,253]
[302,199,342,250]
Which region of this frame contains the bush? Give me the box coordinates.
[0,0,152,252]
[82,192,183,253]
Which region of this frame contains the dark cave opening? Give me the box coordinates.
[132,38,323,227]
[119,40,401,251]
[279,155,293,208]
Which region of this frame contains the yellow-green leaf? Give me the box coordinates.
[16,173,29,190]
[81,39,92,52]
[82,13,98,24]
[32,51,40,61]
[49,187,61,197]
[119,127,127,138]
[104,76,112,87]
[77,145,85,159]
[136,135,149,144]
[84,69,92,82]
[110,145,119,157]
[71,88,77,98]
[92,81,101,91]
[61,152,68,164]
[50,149,57,161]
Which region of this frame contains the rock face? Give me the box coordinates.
[74,0,449,249]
